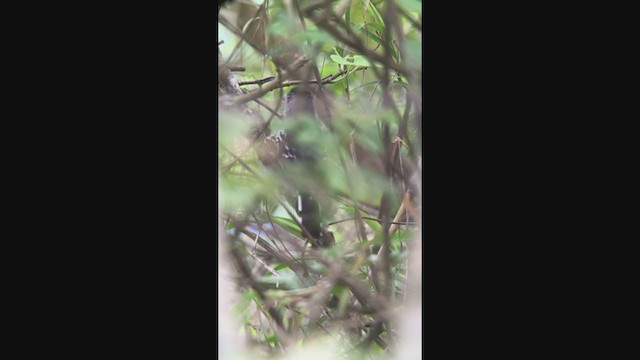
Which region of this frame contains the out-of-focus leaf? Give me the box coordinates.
[268,12,295,35]
[242,288,259,303]
[248,326,257,339]
[218,110,253,149]
[334,285,350,316]
[354,0,384,24]
[339,202,382,233]
[345,1,351,24]
[308,260,326,274]
[365,22,385,34]
[330,54,352,66]
[270,216,302,237]
[292,28,331,45]
[392,228,413,243]
[353,123,383,155]
[403,37,422,69]
[362,28,384,46]
[323,159,349,194]
[225,219,235,230]
[272,263,289,271]
[259,267,300,289]
[331,52,382,68]
[351,55,371,67]
[364,218,382,232]
[219,175,258,212]
[266,333,279,347]
[397,0,422,13]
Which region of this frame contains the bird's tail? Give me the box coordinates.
[297,192,334,248]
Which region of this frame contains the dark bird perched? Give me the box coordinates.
[257,88,335,248]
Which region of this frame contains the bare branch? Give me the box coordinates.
[238,76,276,86]
[302,6,411,77]
[238,70,347,89]
[397,5,422,32]
[328,216,417,226]
[229,57,310,105]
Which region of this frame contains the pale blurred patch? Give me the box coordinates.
[218,189,245,359]
[276,335,344,360]
[393,228,422,360]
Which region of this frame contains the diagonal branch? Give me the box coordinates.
[302,6,410,77]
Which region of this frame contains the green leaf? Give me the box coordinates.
[345,2,351,25]
[219,175,259,212]
[292,29,331,47]
[345,22,396,63]
[351,55,371,67]
[392,228,413,249]
[336,285,350,316]
[308,260,327,273]
[330,54,353,66]
[259,268,300,289]
[331,54,379,68]
[397,0,422,13]
[330,283,348,295]
[218,110,253,148]
[270,216,302,237]
[364,218,382,232]
[273,263,289,271]
[266,333,279,346]
[365,22,385,34]
[362,0,385,25]
[225,219,235,230]
[248,326,257,338]
[242,288,260,302]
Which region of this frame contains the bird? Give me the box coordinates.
[257,87,335,248]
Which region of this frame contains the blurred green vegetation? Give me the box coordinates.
[219,1,421,359]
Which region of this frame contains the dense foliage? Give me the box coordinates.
[218,1,422,358]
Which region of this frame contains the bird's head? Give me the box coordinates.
[284,88,316,118]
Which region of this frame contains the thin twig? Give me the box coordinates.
[280,69,347,87]
[220,145,319,243]
[328,216,417,226]
[219,89,285,173]
[253,97,283,118]
[397,5,422,32]
[302,6,410,77]
[230,57,310,105]
[238,69,347,89]
[227,230,289,337]
[238,76,276,86]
